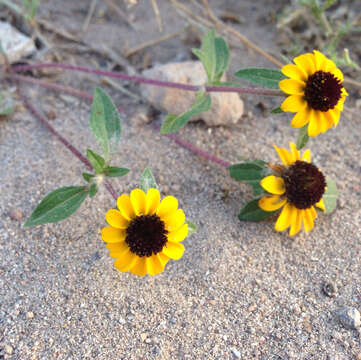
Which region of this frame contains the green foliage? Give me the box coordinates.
[140,168,158,192]
[234,68,286,89]
[82,173,95,183]
[323,178,338,213]
[238,199,278,221]
[0,93,14,116]
[270,106,283,114]
[192,29,230,84]
[103,166,129,178]
[296,124,309,150]
[161,92,211,134]
[90,87,122,161]
[23,0,39,20]
[89,184,98,198]
[86,149,105,174]
[24,186,88,227]
[186,221,197,236]
[229,161,269,196]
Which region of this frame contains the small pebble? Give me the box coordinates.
[9,208,24,221]
[322,282,337,298]
[337,307,361,329]
[5,345,13,355]
[140,332,148,342]
[26,311,34,319]
[231,347,241,359]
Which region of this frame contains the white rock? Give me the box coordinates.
[140,61,244,127]
[338,307,361,329]
[0,22,36,63]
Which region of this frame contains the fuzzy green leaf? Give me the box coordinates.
[229,161,269,196]
[323,178,338,214]
[104,166,129,178]
[234,68,286,89]
[270,106,283,114]
[89,184,98,198]
[82,173,95,183]
[140,168,158,192]
[296,124,309,150]
[24,186,88,227]
[89,87,122,161]
[161,92,211,134]
[86,149,105,174]
[238,198,278,221]
[214,36,230,81]
[186,221,197,236]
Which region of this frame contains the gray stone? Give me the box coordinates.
[140,61,244,126]
[337,307,361,329]
[231,347,241,359]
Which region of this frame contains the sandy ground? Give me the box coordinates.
[1,0,361,359]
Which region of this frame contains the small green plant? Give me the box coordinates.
[0,0,39,21]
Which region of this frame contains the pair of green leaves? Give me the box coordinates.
[160,30,229,134]
[229,160,338,222]
[25,87,127,227]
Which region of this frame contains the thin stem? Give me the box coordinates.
[18,91,118,201]
[12,74,230,170]
[10,62,284,96]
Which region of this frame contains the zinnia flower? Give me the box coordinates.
[101,188,188,276]
[259,142,326,236]
[279,50,348,137]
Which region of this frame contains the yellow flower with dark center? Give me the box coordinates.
[101,188,188,276]
[259,142,326,236]
[279,50,348,137]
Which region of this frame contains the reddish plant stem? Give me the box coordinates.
[19,91,118,201]
[13,74,230,170]
[10,62,284,97]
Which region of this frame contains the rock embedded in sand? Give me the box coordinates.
[337,307,361,329]
[140,61,244,127]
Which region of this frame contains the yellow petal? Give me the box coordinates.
[289,207,302,236]
[101,226,126,243]
[274,145,293,166]
[313,50,337,72]
[157,253,170,267]
[105,209,129,229]
[129,257,147,276]
[301,149,311,163]
[335,96,345,112]
[294,53,316,76]
[156,195,178,218]
[290,108,309,129]
[106,241,129,258]
[146,256,164,276]
[317,112,330,134]
[258,195,287,211]
[331,108,340,127]
[145,188,160,215]
[167,224,188,243]
[308,110,321,137]
[162,241,185,260]
[316,198,325,211]
[130,188,146,216]
[289,142,300,162]
[331,67,344,82]
[260,176,285,195]
[164,209,186,232]
[114,249,137,272]
[280,95,307,113]
[279,79,305,95]
[275,202,293,232]
[117,194,136,221]
[310,206,317,220]
[281,64,307,82]
[302,208,314,232]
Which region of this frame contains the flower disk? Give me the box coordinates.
[101,188,188,276]
[279,50,348,137]
[282,160,326,209]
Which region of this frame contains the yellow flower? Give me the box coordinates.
[101,188,188,276]
[279,50,348,137]
[259,143,326,236]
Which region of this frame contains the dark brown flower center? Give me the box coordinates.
[282,161,326,209]
[126,215,168,257]
[304,70,342,112]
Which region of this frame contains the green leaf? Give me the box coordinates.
[161,92,211,134]
[192,30,230,83]
[238,198,278,221]
[140,168,158,192]
[229,161,269,196]
[270,106,283,114]
[296,124,309,150]
[24,186,88,227]
[234,68,286,89]
[89,87,122,161]
[104,166,129,178]
[86,149,105,174]
[0,93,14,116]
[82,173,95,183]
[186,221,197,236]
[322,178,338,214]
[89,184,98,198]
